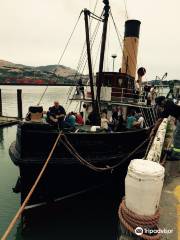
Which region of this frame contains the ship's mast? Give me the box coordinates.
[83,1,110,125]
[96,0,110,105]
[83,9,95,107]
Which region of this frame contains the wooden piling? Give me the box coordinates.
[0,89,2,116]
[17,89,23,119]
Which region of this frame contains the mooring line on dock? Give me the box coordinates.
[1,132,62,240]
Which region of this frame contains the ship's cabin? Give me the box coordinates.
[22,72,159,133]
[71,72,146,104]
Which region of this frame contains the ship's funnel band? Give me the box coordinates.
[121,19,141,79]
[124,20,141,38]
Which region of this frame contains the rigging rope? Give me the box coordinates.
[123,0,129,20]
[37,11,83,106]
[65,11,103,110]
[92,36,102,72]
[56,11,83,66]
[37,86,48,106]
[1,132,62,240]
[76,10,103,79]
[67,0,100,83]
[64,6,102,107]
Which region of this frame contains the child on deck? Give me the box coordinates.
[101,112,109,130]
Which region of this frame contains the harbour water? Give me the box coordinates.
[1,85,75,118]
[0,126,122,240]
[0,86,123,240]
[0,126,20,239]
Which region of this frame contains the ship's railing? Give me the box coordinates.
[69,86,147,104]
[110,87,146,104]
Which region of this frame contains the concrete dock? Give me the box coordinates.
[0,116,19,127]
[120,169,180,239]
[119,118,180,240]
[159,118,180,239]
[159,160,180,240]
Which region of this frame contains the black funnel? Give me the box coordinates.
[124,20,141,38]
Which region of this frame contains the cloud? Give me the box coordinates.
[0,0,180,80]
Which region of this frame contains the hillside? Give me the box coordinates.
[0,60,81,85]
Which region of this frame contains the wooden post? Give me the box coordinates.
[17,89,23,119]
[0,89,2,116]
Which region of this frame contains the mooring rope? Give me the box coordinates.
[119,199,161,240]
[2,122,158,238]
[60,134,150,172]
[1,132,62,240]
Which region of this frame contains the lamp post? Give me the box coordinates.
[111,54,117,72]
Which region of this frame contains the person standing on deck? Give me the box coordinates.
[77,78,85,99]
[150,85,157,106]
[135,80,140,99]
[47,101,66,129]
[101,112,109,130]
[155,96,180,160]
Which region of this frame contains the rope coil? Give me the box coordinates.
[119,199,161,240]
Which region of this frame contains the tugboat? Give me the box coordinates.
[9,0,157,207]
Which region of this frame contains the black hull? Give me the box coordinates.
[9,122,151,206]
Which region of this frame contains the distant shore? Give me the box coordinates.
[0,83,77,86]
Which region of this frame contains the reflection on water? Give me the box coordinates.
[0,126,20,240]
[0,129,4,149]
[0,125,123,240]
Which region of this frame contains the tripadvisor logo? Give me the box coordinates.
[134,227,173,236]
[134,227,143,236]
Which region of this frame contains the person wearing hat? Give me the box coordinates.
[154,96,180,160]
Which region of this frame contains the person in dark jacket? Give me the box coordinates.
[77,78,85,99]
[47,101,66,128]
[155,96,180,119]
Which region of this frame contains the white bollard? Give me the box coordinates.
[125,159,165,216]
[118,118,168,239]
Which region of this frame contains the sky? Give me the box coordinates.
[0,0,180,80]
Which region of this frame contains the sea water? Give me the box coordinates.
[1,85,77,117]
[0,86,121,240]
